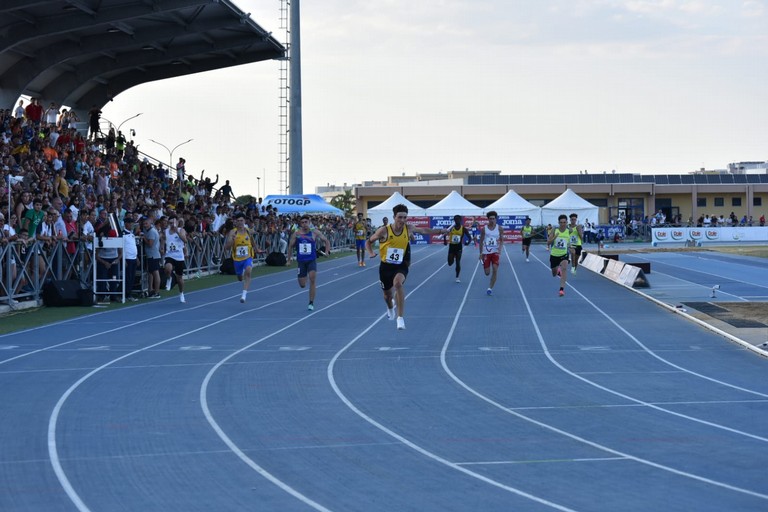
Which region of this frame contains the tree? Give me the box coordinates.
[235,194,255,206]
[331,189,355,217]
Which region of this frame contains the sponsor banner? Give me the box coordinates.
[408,216,430,244]
[652,227,768,243]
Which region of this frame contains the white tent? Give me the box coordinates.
[540,189,599,226]
[485,190,541,224]
[367,192,427,226]
[425,191,483,217]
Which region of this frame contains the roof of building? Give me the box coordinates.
[0,0,285,110]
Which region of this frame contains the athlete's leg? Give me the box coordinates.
[308,269,317,303]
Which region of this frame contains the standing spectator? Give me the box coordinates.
[44,102,58,127]
[88,105,101,140]
[14,100,24,119]
[95,230,121,303]
[219,180,235,204]
[122,215,138,301]
[22,198,45,237]
[142,217,162,298]
[25,98,43,127]
[176,158,186,183]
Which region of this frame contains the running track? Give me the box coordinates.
[1,245,767,511]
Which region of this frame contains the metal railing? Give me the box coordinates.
[1,228,354,307]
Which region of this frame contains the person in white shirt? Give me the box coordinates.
[122,215,139,301]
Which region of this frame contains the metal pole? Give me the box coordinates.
[117,112,142,133]
[289,0,303,195]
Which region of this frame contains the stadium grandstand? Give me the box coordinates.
[1,0,354,310]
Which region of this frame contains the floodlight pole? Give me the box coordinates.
[289,0,303,195]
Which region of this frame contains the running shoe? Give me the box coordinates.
[526,258,529,262]
[165,277,172,291]
[149,293,161,299]
[387,307,395,320]
[308,302,314,311]
[455,277,461,283]
[396,317,406,330]
[486,288,492,296]
[361,261,366,267]
[558,289,565,297]
[571,267,576,275]
[179,293,186,304]
[240,293,246,304]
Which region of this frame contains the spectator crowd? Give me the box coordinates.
[1,99,353,306]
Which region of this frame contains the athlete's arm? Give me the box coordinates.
[366,226,386,258]
[315,230,331,256]
[497,225,504,252]
[285,231,298,263]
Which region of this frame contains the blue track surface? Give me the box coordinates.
[1,245,767,511]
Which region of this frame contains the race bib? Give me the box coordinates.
[356,230,364,237]
[570,235,578,244]
[385,247,405,264]
[168,243,178,252]
[484,236,498,252]
[298,242,312,255]
[236,245,249,257]
[555,238,567,250]
[451,234,461,244]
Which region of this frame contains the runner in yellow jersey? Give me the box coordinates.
[366,204,447,330]
[353,212,368,267]
[446,214,472,283]
[520,216,533,262]
[568,212,584,275]
[223,213,256,303]
[547,214,570,297]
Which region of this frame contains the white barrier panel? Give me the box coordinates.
[652,226,768,244]
[581,253,606,273]
[581,253,649,288]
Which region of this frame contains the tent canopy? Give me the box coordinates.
[263,194,343,215]
[368,192,426,226]
[425,191,482,217]
[485,190,541,223]
[540,189,599,226]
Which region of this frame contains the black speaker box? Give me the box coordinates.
[43,280,83,307]
[265,252,287,267]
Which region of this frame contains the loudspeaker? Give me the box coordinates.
[265,252,287,267]
[43,280,83,307]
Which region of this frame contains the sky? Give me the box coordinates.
[99,0,768,199]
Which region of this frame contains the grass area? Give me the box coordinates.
[0,250,354,335]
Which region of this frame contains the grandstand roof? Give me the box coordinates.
[0,0,285,111]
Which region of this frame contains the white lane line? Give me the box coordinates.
[198,249,442,512]
[457,456,629,466]
[46,251,413,512]
[1,252,382,365]
[328,259,578,512]
[429,251,768,501]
